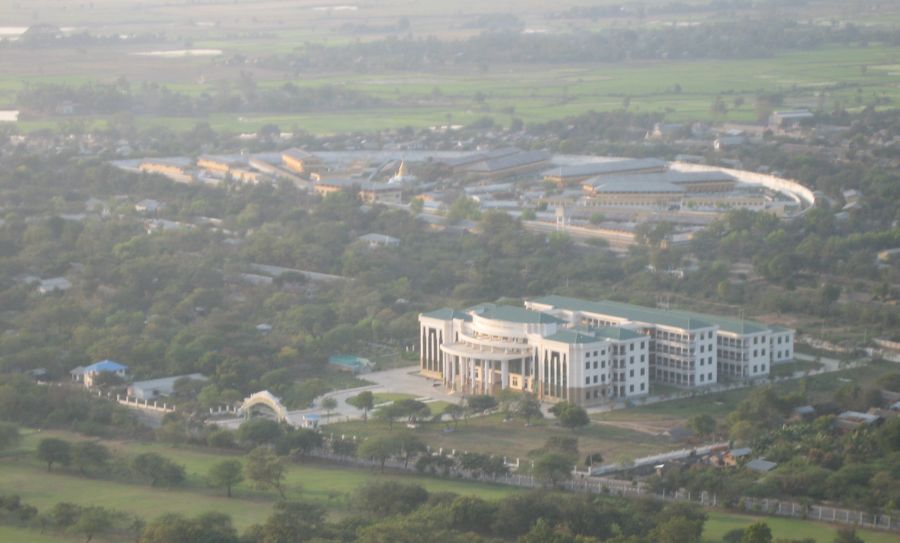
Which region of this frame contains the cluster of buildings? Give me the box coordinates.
[69,359,207,401]
[134,148,407,205]
[419,295,793,406]
[121,144,816,252]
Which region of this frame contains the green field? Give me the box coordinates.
[703,512,897,543]
[372,392,417,404]
[327,410,671,462]
[594,359,897,430]
[2,429,897,542]
[0,430,514,530]
[5,43,900,135]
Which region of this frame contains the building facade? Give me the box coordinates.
[419,304,649,406]
[528,296,793,385]
[420,296,794,405]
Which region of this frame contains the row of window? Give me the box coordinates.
[583,381,646,401]
[584,367,647,385]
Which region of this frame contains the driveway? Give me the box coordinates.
[213,365,462,428]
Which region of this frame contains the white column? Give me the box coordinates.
[501,360,509,388]
[446,354,453,387]
[549,356,554,398]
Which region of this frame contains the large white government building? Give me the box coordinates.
[419,296,794,406]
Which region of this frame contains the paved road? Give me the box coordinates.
[214,365,464,429]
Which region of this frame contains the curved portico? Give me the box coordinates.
[423,304,564,397]
[439,341,529,395]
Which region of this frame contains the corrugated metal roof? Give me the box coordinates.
[543,158,667,178]
[463,150,551,173]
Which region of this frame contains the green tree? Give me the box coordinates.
[245,447,287,499]
[443,403,465,428]
[466,395,498,415]
[208,460,243,498]
[347,390,375,421]
[357,435,402,472]
[375,402,406,430]
[396,432,427,468]
[0,422,21,450]
[131,452,185,487]
[446,196,481,222]
[37,438,71,472]
[274,428,323,458]
[832,527,865,543]
[72,441,111,477]
[139,512,239,543]
[321,396,338,417]
[448,495,496,534]
[549,402,590,431]
[651,516,705,543]
[516,394,544,425]
[353,481,428,517]
[533,452,573,488]
[255,501,326,543]
[688,414,717,438]
[71,506,115,543]
[740,521,772,543]
[237,418,283,446]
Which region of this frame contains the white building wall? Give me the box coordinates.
[770,330,794,362]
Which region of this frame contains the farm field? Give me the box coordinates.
[4,43,900,134]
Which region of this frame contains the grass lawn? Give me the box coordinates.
[770,358,825,378]
[5,430,896,541]
[327,411,670,462]
[372,392,416,404]
[2,429,514,530]
[594,359,897,430]
[0,526,75,543]
[704,512,897,543]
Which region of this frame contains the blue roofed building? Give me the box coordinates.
[72,360,128,387]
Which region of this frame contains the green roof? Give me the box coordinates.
[544,326,645,344]
[532,295,790,335]
[530,295,714,331]
[421,308,472,321]
[668,310,767,334]
[476,305,565,325]
[590,326,645,341]
[543,329,605,344]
